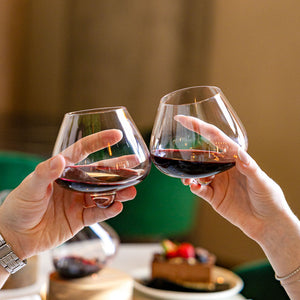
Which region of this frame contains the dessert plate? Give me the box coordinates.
[132,266,244,300]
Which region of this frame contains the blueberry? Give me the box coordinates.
[195,248,209,263]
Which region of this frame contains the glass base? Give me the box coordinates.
[195,176,215,186]
[91,193,116,208]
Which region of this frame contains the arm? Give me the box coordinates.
[0,130,137,287]
[176,115,300,299]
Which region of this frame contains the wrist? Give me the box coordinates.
[0,222,27,261]
[256,211,300,277]
[257,210,300,249]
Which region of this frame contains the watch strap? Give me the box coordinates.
[0,233,27,274]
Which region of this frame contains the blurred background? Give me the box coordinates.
[0,0,299,268]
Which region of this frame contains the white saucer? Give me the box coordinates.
[132,266,244,300]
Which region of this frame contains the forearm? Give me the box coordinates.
[256,211,300,299]
[0,221,28,289]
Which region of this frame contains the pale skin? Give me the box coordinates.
[0,129,137,288]
[175,115,300,299]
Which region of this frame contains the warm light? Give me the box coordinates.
[107,143,112,156]
[212,152,220,161]
[216,276,225,284]
[40,283,47,300]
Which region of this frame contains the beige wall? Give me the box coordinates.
[193,0,300,266]
[0,0,299,266]
[0,0,28,113]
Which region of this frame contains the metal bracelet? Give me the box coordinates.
[0,234,27,274]
[275,265,300,282]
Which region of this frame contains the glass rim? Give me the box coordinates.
[160,86,222,105]
[66,106,127,116]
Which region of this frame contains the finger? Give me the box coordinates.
[115,186,137,202]
[236,148,273,192]
[190,183,214,202]
[236,147,261,178]
[182,178,192,186]
[61,129,123,164]
[83,201,124,225]
[18,155,66,200]
[174,115,239,155]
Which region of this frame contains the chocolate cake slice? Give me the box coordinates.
[151,240,216,285]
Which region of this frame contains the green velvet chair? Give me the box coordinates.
[106,163,198,241]
[233,260,289,300]
[0,151,43,191]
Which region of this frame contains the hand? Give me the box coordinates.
[175,115,292,242]
[0,129,136,260]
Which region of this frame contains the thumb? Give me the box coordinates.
[18,154,66,199]
[236,148,271,191]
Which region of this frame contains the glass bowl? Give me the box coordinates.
[52,222,119,279]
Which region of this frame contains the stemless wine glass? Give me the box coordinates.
[150,86,248,184]
[53,107,151,208]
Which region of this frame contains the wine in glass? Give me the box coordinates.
[53,107,151,208]
[52,222,120,278]
[150,86,248,183]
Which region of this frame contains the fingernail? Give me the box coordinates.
[238,147,250,165]
[174,115,182,122]
[181,179,188,186]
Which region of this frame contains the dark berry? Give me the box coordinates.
[195,248,209,263]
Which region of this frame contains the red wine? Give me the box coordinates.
[54,256,102,278]
[151,149,235,178]
[55,165,145,193]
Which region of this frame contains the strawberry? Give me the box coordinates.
[161,240,178,258]
[177,242,195,258]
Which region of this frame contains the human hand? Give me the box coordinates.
[0,129,136,260]
[175,115,292,242]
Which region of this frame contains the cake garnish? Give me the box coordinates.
[161,239,209,263]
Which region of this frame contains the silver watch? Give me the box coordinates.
[0,233,27,274]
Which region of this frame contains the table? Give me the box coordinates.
[111,243,246,300]
[0,243,246,299]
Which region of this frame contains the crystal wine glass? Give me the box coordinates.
[150,86,248,184]
[52,222,120,278]
[53,107,151,208]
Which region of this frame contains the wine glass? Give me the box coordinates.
[150,86,248,184]
[52,222,120,278]
[53,106,151,208]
